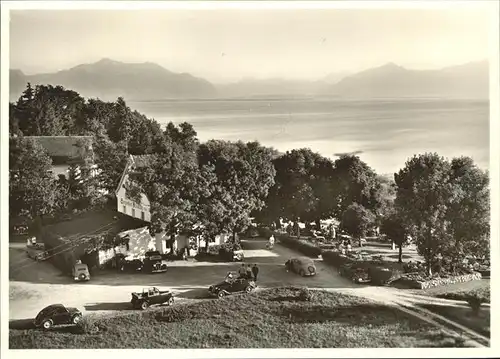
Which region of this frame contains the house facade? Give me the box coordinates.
[115,155,152,222]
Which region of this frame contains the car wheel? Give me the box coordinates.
[161,264,167,270]
[299,269,306,277]
[245,286,253,293]
[140,301,149,310]
[71,314,82,325]
[42,319,53,330]
[167,297,174,306]
[217,291,226,299]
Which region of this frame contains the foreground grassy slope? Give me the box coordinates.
[10,288,469,348]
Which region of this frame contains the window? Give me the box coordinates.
[141,211,145,221]
[55,306,68,314]
[122,205,126,214]
[132,208,136,217]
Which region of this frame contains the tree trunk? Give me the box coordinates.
[315,218,321,231]
[169,233,175,253]
[275,219,281,230]
[426,261,432,277]
[398,244,403,263]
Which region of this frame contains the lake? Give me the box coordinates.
[129,98,489,175]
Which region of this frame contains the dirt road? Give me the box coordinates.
[9,238,356,320]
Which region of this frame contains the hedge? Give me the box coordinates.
[321,250,354,267]
[277,235,321,258]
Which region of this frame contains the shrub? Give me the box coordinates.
[207,245,222,255]
[157,305,198,323]
[75,316,106,334]
[466,294,485,316]
[298,287,313,302]
[277,235,321,258]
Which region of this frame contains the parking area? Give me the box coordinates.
[9,238,355,321]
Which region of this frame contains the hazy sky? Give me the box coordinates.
[10,8,490,82]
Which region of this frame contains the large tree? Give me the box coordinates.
[263,149,335,234]
[395,153,454,275]
[11,84,86,136]
[445,157,490,266]
[93,134,130,193]
[129,123,201,251]
[340,203,376,246]
[9,137,58,220]
[196,140,276,244]
[332,155,383,220]
[380,213,409,263]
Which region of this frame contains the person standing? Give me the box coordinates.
[267,234,275,249]
[252,264,259,282]
[238,264,246,278]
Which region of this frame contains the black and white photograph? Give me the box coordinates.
[1,0,498,355]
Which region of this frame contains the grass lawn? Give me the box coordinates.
[10,287,471,349]
[418,304,490,338]
[412,280,490,339]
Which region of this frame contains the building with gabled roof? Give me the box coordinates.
[115,154,155,223]
[28,136,95,178]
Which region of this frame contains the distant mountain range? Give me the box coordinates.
[9,59,488,101]
[327,61,489,99]
[9,58,217,101]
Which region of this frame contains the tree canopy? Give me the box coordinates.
[9,137,59,219]
[395,153,489,275]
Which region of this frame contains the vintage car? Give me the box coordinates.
[26,241,48,261]
[115,254,144,272]
[72,262,91,281]
[143,251,168,273]
[208,272,257,298]
[285,257,317,277]
[218,247,244,262]
[34,304,82,330]
[131,287,175,310]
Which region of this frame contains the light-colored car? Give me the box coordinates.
[26,243,48,261]
[72,262,90,281]
[285,257,317,277]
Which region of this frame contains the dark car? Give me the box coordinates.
[131,287,174,310]
[208,272,257,298]
[116,254,144,272]
[144,251,168,273]
[285,257,317,276]
[34,304,82,330]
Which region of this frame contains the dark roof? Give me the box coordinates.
[131,154,157,168]
[29,136,93,159]
[41,304,65,311]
